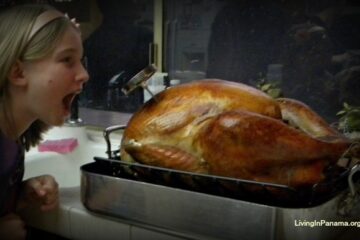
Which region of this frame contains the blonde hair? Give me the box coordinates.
[0,4,74,150]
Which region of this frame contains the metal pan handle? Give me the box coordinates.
[348,164,360,196]
[337,163,360,216]
[103,125,126,159]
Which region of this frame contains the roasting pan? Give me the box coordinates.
[80,125,360,240]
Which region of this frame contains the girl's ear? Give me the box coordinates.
[8,60,27,86]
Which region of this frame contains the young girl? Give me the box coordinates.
[0,4,89,239]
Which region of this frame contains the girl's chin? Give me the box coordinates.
[42,107,71,126]
[47,120,65,127]
[46,115,68,127]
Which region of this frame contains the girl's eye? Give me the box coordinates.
[62,57,74,65]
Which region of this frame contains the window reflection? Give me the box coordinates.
[207,1,289,84]
[81,0,153,113]
[164,0,360,122]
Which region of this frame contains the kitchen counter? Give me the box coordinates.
[79,107,132,128]
[21,187,192,240]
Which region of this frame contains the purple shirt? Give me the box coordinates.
[0,131,24,216]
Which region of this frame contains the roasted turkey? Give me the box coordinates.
[121,79,350,188]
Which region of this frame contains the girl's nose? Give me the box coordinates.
[76,62,89,84]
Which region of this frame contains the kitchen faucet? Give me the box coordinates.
[66,95,83,126]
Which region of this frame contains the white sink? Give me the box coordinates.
[21,126,131,239]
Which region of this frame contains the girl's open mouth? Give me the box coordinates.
[63,93,76,113]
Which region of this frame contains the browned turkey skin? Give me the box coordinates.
[121,79,350,188]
